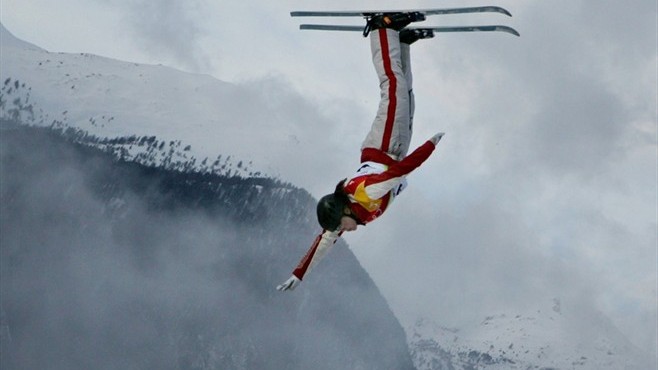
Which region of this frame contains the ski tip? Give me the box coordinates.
[492,6,513,17]
[485,25,519,37]
[499,26,520,37]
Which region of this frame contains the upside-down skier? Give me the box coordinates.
[277,13,445,291]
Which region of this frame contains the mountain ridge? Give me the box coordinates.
[0,123,416,370]
[0,21,344,193]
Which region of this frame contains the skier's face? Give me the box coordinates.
[340,216,358,232]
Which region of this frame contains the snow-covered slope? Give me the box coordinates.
[408,299,652,370]
[1,23,337,188]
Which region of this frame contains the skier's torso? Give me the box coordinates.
[343,160,407,224]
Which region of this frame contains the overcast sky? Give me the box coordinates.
[2,0,657,357]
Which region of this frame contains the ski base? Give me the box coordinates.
[291,6,512,18]
[299,25,520,37]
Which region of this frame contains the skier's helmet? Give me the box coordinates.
[316,180,349,231]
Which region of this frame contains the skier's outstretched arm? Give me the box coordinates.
[361,132,445,200]
[276,230,342,291]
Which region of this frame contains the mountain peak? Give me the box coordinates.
[0,23,45,52]
[0,22,348,194]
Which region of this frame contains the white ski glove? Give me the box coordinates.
[430,132,445,145]
[276,275,301,291]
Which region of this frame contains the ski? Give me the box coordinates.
[291,6,512,18]
[299,25,520,37]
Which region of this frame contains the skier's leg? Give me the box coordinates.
[399,42,414,158]
[361,28,411,159]
[395,28,435,158]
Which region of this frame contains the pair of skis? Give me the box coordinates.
[291,5,519,37]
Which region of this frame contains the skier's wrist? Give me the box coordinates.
[429,132,445,145]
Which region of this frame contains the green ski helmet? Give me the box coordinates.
[316,180,349,231]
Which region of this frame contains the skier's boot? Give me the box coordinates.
[400,28,435,44]
[363,12,426,37]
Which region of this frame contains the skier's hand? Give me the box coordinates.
[276,275,301,291]
[429,132,445,145]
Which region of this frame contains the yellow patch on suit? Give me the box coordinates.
[352,181,382,212]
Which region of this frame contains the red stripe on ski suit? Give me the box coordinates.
[379,28,397,153]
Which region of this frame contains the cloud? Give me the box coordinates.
[106,0,212,72]
[346,0,656,354]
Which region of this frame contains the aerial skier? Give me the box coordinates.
[277,13,445,291]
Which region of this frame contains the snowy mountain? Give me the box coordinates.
[0,23,340,191]
[407,299,652,370]
[1,24,415,370]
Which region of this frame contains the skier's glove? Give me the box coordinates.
[276,275,301,291]
[430,132,445,145]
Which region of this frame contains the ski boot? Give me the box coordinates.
[399,28,435,44]
[363,12,426,37]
